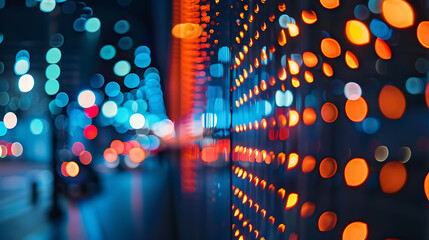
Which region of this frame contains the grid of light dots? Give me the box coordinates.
[200,0,429,239]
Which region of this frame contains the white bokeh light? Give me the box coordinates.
[18,74,35,92]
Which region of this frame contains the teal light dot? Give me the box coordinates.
[85,17,101,33]
[45,79,60,95]
[114,20,130,34]
[102,101,118,118]
[40,0,56,13]
[134,53,151,68]
[46,48,61,64]
[0,122,6,136]
[14,59,30,75]
[105,81,121,97]
[100,45,116,60]
[124,73,140,88]
[30,119,44,135]
[55,92,69,107]
[46,64,61,79]
[405,77,424,95]
[113,60,131,76]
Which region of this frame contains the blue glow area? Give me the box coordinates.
[279,14,292,28]
[110,92,124,104]
[210,63,224,78]
[115,108,130,124]
[136,99,148,113]
[218,46,230,63]
[370,19,391,40]
[0,122,6,136]
[94,90,104,105]
[281,55,287,67]
[291,54,303,66]
[45,79,59,95]
[55,115,67,129]
[114,20,130,34]
[73,17,86,32]
[114,60,131,76]
[46,48,61,64]
[148,135,160,150]
[145,72,160,81]
[105,81,121,97]
[49,100,62,115]
[45,64,61,79]
[0,92,9,106]
[55,92,69,107]
[40,0,56,13]
[263,100,272,116]
[362,117,380,134]
[85,17,101,33]
[0,33,3,44]
[275,90,293,107]
[30,119,44,135]
[201,113,217,128]
[118,36,133,50]
[16,50,30,61]
[14,59,30,75]
[100,45,116,60]
[134,53,151,68]
[49,33,64,48]
[354,4,370,20]
[102,101,118,118]
[61,1,76,14]
[405,77,424,95]
[368,0,382,14]
[135,46,151,56]
[331,79,345,95]
[69,109,91,128]
[0,0,4,9]
[90,74,105,88]
[124,73,140,88]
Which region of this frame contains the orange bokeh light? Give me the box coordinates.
[318,211,337,232]
[66,161,79,177]
[379,161,407,194]
[110,140,125,155]
[345,20,370,45]
[319,157,337,178]
[417,21,429,48]
[302,155,316,173]
[129,148,145,163]
[302,10,317,24]
[322,62,334,77]
[301,201,316,218]
[375,38,392,60]
[321,38,341,58]
[303,52,318,68]
[321,102,338,123]
[289,110,300,127]
[104,148,118,162]
[286,193,299,209]
[288,153,299,169]
[424,172,429,202]
[378,85,406,119]
[344,158,369,187]
[303,107,317,125]
[320,0,339,9]
[345,51,359,69]
[342,222,368,240]
[382,0,414,29]
[345,97,368,122]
